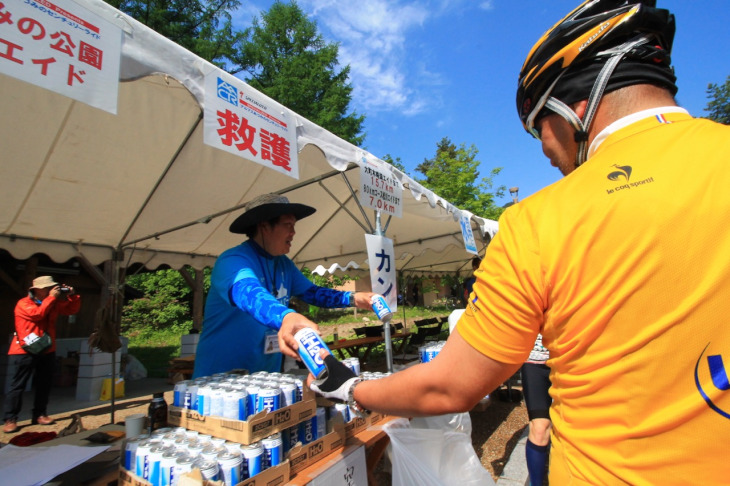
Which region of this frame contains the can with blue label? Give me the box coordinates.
[241,442,263,479]
[262,432,283,469]
[256,386,280,413]
[160,450,179,486]
[217,451,242,486]
[279,382,298,406]
[146,444,166,485]
[194,458,220,481]
[294,328,331,379]
[173,381,188,408]
[371,295,393,321]
[134,440,152,478]
[245,384,259,418]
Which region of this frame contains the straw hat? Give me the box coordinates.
[229,193,316,235]
[30,276,59,290]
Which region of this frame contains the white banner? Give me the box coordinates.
[204,71,299,178]
[359,158,403,217]
[460,213,479,256]
[365,234,397,312]
[0,0,121,114]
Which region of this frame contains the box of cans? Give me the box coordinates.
[118,460,290,486]
[167,370,317,445]
[286,412,347,475]
[344,410,389,439]
[168,398,316,445]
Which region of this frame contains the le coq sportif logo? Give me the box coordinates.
[607,165,632,181]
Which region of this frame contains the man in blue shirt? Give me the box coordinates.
[193,193,376,377]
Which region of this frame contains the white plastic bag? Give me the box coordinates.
[124,354,148,381]
[384,413,495,486]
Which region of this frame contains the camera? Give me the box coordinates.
[60,287,71,293]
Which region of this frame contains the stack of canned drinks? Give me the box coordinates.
[419,341,446,363]
[172,371,304,421]
[124,426,285,486]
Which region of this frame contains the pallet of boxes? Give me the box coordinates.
[118,369,349,486]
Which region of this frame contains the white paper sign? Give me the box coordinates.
[0,0,122,114]
[365,234,397,312]
[460,213,479,256]
[204,71,299,178]
[359,158,403,217]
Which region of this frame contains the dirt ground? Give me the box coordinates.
[1,315,529,482]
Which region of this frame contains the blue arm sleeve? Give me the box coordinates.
[299,285,352,308]
[230,277,294,330]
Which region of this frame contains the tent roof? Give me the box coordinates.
[0,0,497,275]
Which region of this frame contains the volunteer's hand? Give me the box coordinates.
[308,350,359,403]
[352,292,379,310]
[278,312,320,359]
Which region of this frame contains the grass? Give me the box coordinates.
[123,305,457,377]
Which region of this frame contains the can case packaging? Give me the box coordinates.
[286,414,347,475]
[168,386,316,445]
[315,396,389,438]
[118,460,290,486]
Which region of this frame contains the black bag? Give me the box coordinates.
[18,332,53,355]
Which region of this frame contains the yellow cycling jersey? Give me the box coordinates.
[458,112,730,485]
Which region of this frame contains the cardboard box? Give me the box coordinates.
[295,445,368,485]
[119,460,290,486]
[168,398,317,445]
[344,411,388,439]
[287,417,346,475]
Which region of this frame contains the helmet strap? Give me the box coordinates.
[547,35,654,168]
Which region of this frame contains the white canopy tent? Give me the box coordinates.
[0,0,498,278]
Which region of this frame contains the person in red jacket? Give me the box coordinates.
[3,276,81,433]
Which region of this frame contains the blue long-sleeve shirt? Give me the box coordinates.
[193,240,352,376]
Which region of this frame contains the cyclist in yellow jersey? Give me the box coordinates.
[301,2,730,484]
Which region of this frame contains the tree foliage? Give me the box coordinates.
[705,75,730,125]
[122,268,200,334]
[416,137,505,220]
[229,1,365,145]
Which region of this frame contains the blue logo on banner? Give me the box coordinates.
[217,77,238,106]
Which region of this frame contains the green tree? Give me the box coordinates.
[122,268,196,334]
[705,75,730,125]
[416,137,505,220]
[229,1,365,145]
[382,154,408,174]
[105,0,243,68]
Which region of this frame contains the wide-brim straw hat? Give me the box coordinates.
[30,276,59,290]
[229,193,316,235]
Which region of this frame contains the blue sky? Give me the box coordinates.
[232,1,730,207]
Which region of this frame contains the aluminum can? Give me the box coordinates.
[174,456,195,483]
[222,389,243,420]
[344,357,361,376]
[173,427,187,436]
[185,384,198,410]
[173,381,188,408]
[261,432,283,469]
[217,451,242,486]
[294,327,331,379]
[315,406,327,438]
[245,384,259,418]
[185,439,205,457]
[183,429,199,440]
[194,458,220,481]
[201,445,225,462]
[209,388,225,417]
[298,417,316,445]
[292,378,304,402]
[146,444,166,485]
[256,386,280,413]
[209,437,226,448]
[241,442,264,479]
[160,450,179,486]
[333,403,351,424]
[124,436,143,471]
[224,441,242,453]
[371,295,393,321]
[134,440,153,479]
[279,382,298,406]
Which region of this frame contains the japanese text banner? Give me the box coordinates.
[203,71,299,179]
[366,234,397,312]
[460,212,479,256]
[0,0,122,114]
[359,157,403,218]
